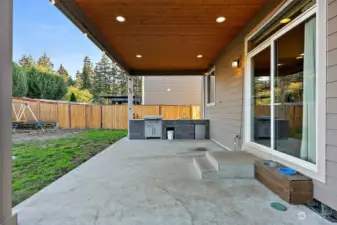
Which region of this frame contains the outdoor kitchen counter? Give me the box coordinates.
[129,119,209,140]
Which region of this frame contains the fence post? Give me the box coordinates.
[68,102,71,128]
[84,104,87,129]
[100,105,103,129]
[37,99,40,120]
[190,106,193,119]
[56,102,59,125]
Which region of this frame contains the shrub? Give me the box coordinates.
[26,67,67,100]
[70,93,77,102]
[65,86,92,103]
[12,63,28,97]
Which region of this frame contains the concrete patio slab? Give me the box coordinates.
[13,139,333,225]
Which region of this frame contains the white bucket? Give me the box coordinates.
[167,130,174,140]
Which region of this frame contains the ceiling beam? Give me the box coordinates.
[129,70,206,76]
[55,0,131,72]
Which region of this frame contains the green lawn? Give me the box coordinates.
[12,129,127,206]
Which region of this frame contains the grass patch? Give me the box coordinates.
[290,129,302,139]
[12,129,127,206]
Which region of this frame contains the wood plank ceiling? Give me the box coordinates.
[64,0,270,75]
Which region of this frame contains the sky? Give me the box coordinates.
[13,0,102,77]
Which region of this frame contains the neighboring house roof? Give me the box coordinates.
[100,95,141,105]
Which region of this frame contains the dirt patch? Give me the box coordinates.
[12,129,85,142]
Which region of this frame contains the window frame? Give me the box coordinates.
[243,1,326,183]
[206,67,216,107]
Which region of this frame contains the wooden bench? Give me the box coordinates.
[255,160,313,204]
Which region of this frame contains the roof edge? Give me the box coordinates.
[55,0,131,72]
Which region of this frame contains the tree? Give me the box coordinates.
[92,54,118,102]
[65,86,92,103]
[57,64,69,83]
[75,70,83,88]
[25,67,67,100]
[80,56,94,90]
[18,54,35,68]
[133,76,142,98]
[12,62,28,97]
[67,76,76,86]
[69,93,77,102]
[92,59,105,102]
[114,66,128,95]
[36,53,54,72]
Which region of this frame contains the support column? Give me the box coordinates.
[0,0,17,224]
[201,76,205,119]
[127,76,134,138]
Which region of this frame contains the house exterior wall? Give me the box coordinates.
[143,76,201,105]
[204,0,281,149]
[313,0,337,211]
[206,0,337,211]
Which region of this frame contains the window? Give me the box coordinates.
[248,0,316,52]
[251,46,271,148]
[244,0,326,182]
[206,70,215,106]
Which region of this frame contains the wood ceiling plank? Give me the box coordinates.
[70,0,271,72]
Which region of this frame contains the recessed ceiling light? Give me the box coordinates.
[116,16,125,22]
[278,63,283,66]
[84,31,88,36]
[50,0,56,5]
[136,54,142,58]
[167,88,171,92]
[216,17,226,23]
[296,56,304,59]
[280,18,291,24]
[301,53,304,56]
[197,55,203,58]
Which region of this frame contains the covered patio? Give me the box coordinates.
[12,139,331,225]
[1,0,336,224]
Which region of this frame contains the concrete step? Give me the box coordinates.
[205,151,258,179]
[193,157,218,180]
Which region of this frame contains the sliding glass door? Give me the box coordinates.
[273,16,317,164]
[250,46,271,148]
[245,6,318,166]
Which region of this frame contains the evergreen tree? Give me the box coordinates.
[133,76,143,97]
[12,62,28,97]
[92,54,113,102]
[92,60,104,101]
[57,64,69,83]
[75,70,83,88]
[118,69,128,95]
[36,53,54,72]
[67,76,76,86]
[70,92,77,102]
[18,54,35,68]
[81,56,94,90]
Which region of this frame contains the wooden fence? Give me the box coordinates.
[255,104,302,132]
[12,98,201,129]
